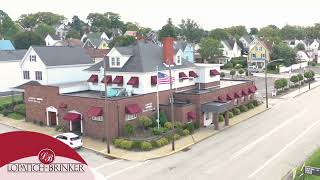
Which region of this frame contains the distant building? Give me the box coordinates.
[174,41,195,63]
[247,39,272,68]
[45,34,62,46]
[0,40,15,51]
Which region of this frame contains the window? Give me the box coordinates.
[29,55,36,62]
[92,116,103,122]
[177,56,181,64]
[126,114,137,121]
[23,71,30,80]
[56,135,67,140]
[256,47,258,51]
[116,57,120,66]
[111,57,115,66]
[252,54,256,58]
[205,112,211,121]
[261,54,265,58]
[35,71,42,80]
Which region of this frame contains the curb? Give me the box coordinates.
[293,83,320,98]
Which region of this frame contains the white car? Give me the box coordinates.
[54,133,83,149]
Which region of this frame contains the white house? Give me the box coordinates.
[81,32,109,42]
[44,34,62,46]
[220,39,241,61]
[19,46,94,86]
[0,50,27,92]
[308,39,320,50]
[296,50,312,62]
[55,21,70,39]
[239,35,254,48]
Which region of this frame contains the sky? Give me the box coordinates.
[2,0,320,30]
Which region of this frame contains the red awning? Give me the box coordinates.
[125,104,142,114]
[127,77,139,86]
[63,113,81,122]
[101,75,112,84]
[234,92,241,98]
[88,107,103,117]
[218,96,225,102]
[189,71,198,78]
[242,89,248,96]
[151,76,157,85]
[187,111,196,119]
[248,85,257,93]
[179,72,188,79]
[87,74,98,83]
[112,76,123,84]
[226,94,233,100]
[210,69,220,76]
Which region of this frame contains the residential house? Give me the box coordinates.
[53,39,83,47]
[309,39,320,50]
[239,35,254,49]
[84,48,109,63]
[45,34,62,46]
[0,50,27,92]
[296,50,313,62]
[81,32,110,42]
[82,32,111,49]
[19,46,94,86]
[220,39,242,63]
[124,31,138,38]
[23,38,256,139]
[247,39,272,68]
[174,41,195,63]
[0,40,15,51]
[55,21,70,39]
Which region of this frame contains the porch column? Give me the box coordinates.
[213,113,219,130]
[69,121,72,131]
[80,120,83,133]
[224,111,229,126]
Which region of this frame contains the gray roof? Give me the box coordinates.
[86,33,102,40]
[32,46,93,66]
[241,35,253,43]
[85,40,195,73]
[174,41,188,51]
[0,50,27,62]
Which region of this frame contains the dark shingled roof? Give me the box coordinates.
[14,81,42,90]
[174,41,188,51]
[0,50,27,61]
[85,40,195,73]
[32,46,93,66]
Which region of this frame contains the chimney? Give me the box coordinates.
[162,37,175,65]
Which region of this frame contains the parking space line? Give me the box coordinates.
[93,159,123,170]
[105,160,150,179]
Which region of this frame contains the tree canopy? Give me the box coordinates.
[0,10,19,39]
[13,32,44,49]
[271,42,297,66]
[109,35,135,47]
[18,12,65,28]
[178,18,205,43]
[209,28,230,41]
[35,23,55,38]
[199,37,223,63]
[158,18,177,41]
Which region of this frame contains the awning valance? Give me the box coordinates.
[226,94,233,100]
[88,107,103,117]
[63,113,81,122]
[112,76,123,84]
[189,71,198,78]
[187,111,196,119]
[179,72,188,79]
[217,96,225,102]
[101,75,112,84]
[127,77,139,86]
[125,104,142,114]
[234,92,241,98]
[248,85,257,93]
[202,101,232,113]
[87,74,98,83]
[210,69,220,76]
[151,76,157,85]
[242,89,248,96]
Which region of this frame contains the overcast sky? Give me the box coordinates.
[2,0,320,30]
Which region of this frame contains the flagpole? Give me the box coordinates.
[156,66,160,129]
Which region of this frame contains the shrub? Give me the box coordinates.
[55,124,65,132]
[218,114,225,122]
[0,106,3,112]
[14,104,26,115]
[120,140,133,150]
[228,111,234,118]
[297,74,304,82]
[234,64,243,69]
[139,116,153,129]
[132,141,141,149]
[176,128,184,136]
[152,127,167,135]
[174,122,183,129]
[220,72,225,78]
[230,70,236,78]
[274,78,288,90]
[233,108,241,115]
[159,111,168,126]
[184,123,195,133]
[151,140,158,148]
[2,109,11,116]
[290,75,299,85]
[253,100,259,106]
[39,121,44,126]
[164,122,173,130]
[182,129,190,136]
[156,137,169,147]
[124,123,134,136]
[174,134,180,140]
[224,62,233,69]
[33,120,37,124]
[194,122,200,129]
[238,69,244,75]
[140,141,152,151]
[247,103,254,109]
[239,105,248,112]
[114,138,124,148]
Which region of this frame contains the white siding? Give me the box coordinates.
[0,61,22,92]
[47,65,92,85]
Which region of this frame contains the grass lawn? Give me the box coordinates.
[7,112,25,120]
[0,95,23,106]
[294,149,320,180]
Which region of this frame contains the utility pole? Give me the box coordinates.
[168,60,175,151]
[264,59,268,108]
[103,59,111,154]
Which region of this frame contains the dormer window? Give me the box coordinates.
[110,57,121,67]
[177,56,181,64]
[30,55,36,62]
[116,57,120,66]
[111,57,115,66]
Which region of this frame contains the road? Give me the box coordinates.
[2,87,320,180]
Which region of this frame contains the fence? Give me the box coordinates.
[279,62,308,73]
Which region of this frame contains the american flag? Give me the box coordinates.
[158,72,175,84]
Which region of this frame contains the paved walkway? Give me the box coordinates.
[280,80,320,99]
[0,105,267,161]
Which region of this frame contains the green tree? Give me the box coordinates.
[290,75,299,85]
[13,32,44,49]
[296,43,305,51]
[274,78,288,90]
[306,23,320,39]
[297,74,304,82]
[86,13,111,32]
[209,28,230,40]
[0,10,19,39]
[109,35,135,47]
[249,27,259,35]
[159,111,168,127]
[66,28,81,39]
[18,12,65,28]
[107,12,125,29]
[220,72,225,78]
[158,18,177,40]
[124,123,134,136]
[238,69,244,75]
[230,70,236,79]
[35,23,55,38]
[126,22,139,31]
[225,26,248,39]
[280,25,306,40]
[199,37,223,63]
[138,27,152,36]
[178,18,205,43]
[70,15,85,32]
[258,25,281,44]
[271,42,297,66]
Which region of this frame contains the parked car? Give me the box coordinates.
[247,65,259,73]
[54,133,83,149]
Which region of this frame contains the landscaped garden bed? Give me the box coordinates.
[0,95,25,120]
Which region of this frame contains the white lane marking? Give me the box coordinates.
[105,160,150,179]
[231,110,306,159]
[93,159,123,170]
[248,119,320,178]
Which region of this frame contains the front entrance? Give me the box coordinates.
[204,112,213,127]
[48,112,57,126]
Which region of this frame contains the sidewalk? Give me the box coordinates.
[0,105,267,161]
[280,80,320,99]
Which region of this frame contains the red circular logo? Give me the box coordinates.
[38,149,55,164]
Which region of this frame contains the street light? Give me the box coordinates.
[264,59,283,108]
